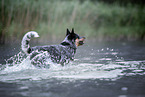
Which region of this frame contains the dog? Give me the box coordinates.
[21,28,85,66]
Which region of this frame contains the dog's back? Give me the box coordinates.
[29,45,76,65]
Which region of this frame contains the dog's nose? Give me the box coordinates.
[81,37,86,39]
[83,37,85,39]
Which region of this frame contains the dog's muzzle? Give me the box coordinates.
[75,37,85,47]
[79,37,85,45]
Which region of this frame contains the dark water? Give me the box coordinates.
[0,42,145,97]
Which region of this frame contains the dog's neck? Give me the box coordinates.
[60,41,76,49]
[60,37,77,49]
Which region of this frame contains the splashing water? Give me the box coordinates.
[0,45,145,82]
[1,42,145,97]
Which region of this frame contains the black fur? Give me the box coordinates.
[27,28,85,66]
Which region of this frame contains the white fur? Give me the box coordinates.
[21,31,39,54]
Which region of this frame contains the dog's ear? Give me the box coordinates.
[71,28,74,34]
[66,28,71,36]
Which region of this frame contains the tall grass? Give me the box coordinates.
[0,0,145,43]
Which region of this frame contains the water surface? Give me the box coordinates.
[0,42,145,97]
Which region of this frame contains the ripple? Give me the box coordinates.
[1,49,145,82]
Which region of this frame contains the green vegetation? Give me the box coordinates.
[0,0,145,44]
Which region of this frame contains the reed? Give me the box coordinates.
[0,0,145,43]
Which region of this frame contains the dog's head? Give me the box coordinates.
[65,28,85,47]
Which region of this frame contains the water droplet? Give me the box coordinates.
[107,48,109,50]
[110,49,114,51]
[118,95,127,97]
[19,86,29,90]
[121,87,128,91]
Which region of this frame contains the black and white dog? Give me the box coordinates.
[21,28,85,66]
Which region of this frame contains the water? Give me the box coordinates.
[0,42,145,97]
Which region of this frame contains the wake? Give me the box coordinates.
[0,47,145,82]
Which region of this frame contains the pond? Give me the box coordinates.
[0,41,145,97]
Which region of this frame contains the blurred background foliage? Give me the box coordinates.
[0,0,145,44]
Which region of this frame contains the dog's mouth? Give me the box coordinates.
[75,37,85,47]
[79,37,85,45]
[79,41,84,45]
